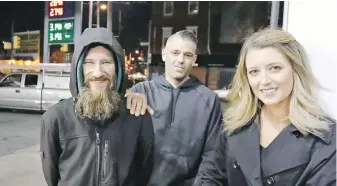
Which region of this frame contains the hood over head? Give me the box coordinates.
[69,27,125,98]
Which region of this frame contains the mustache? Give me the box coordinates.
[85,76,111,82]
[83,74,116,91]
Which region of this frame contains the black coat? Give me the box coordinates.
[198,117,336,186]
[40,99,154,186]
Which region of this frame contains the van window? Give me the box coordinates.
[1,74,22,87]
[25,74,38,88]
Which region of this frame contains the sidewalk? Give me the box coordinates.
[0,145,46,186]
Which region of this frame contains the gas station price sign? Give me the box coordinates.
[49,0,74,19]
[48,20,74,43]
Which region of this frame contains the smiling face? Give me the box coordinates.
[83,46,116,93]
[75,45,121,120]
[246,47,294,107]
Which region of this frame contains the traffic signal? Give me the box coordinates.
[13,36,21,49]
[140,51,147,62]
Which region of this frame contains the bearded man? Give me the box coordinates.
[40,28,154,186]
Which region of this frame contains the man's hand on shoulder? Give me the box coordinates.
[124,91,154,116]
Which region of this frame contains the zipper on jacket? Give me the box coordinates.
[96,130,101,186]
[102,140,108,179]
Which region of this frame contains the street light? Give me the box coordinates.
[88,2,111,29]
[100,4,107,11]
[96,2,107,28]
[25,60,31,66]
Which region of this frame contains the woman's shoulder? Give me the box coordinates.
[318,117,336,146]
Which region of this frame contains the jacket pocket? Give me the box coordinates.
[151,151,189,185]
[160,127,203,156]
[262,163,308,186]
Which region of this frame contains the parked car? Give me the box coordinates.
[214,88,230,112]
[0,71,71,111]
[214,88,230,102]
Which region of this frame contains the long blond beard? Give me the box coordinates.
[75,78,121,121]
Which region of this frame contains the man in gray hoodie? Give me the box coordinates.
[127,30,223,186]
[40,28,154,186]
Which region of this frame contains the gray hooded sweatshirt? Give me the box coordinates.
[40,28,154,186]
[131,75,223,186]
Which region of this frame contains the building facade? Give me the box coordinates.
[148,1,283,89]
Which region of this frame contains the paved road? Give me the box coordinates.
[0,144,45,186]
[0,109,45,185]
[0,109,42,157]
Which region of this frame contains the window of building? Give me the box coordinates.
[188,1,199,15]
[163,2,174,16]
[162,27,173,48]
[186,26,198,38]
[153,27,156,41]
[152,26,156,51]
[217,2,270,44]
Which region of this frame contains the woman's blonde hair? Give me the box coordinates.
[224,28,330,137]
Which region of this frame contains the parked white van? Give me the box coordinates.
[0,64,72,111]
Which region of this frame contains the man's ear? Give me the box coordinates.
[192,54,198,66]
[161,48,166,62]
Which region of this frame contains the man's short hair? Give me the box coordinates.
[173,30,198,45]
[165,30,198,48]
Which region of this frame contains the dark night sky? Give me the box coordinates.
[0,1,151,52]
[0,1,44,41]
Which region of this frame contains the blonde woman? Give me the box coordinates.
[199,28,336,186]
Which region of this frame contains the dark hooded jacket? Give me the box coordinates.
[131,75,223,186]
[40,28,154,186]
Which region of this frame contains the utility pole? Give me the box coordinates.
[74,1,83,46]
[140,20,152,80]
[10,20,14,61]
[89,1,93,28]
[118,9,122,36]
[96,1,100,28]
[270,1,280,28]
[107,1,112,32]
[43,1,49,63]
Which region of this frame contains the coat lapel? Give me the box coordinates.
[227,120,263,186]
[259,125,313,177]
